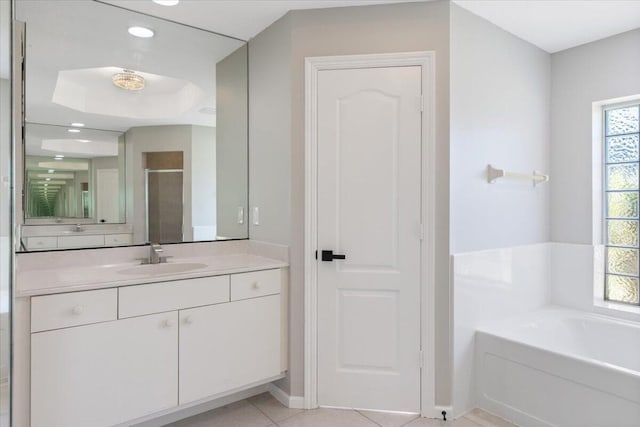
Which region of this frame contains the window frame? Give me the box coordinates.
[602,100,640,306]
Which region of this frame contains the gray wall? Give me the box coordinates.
[216,45,249,239]
[125,125,194,244]
[450,4,551,415]
[249,0,451,403]
[551,29,640,244]
[450,4,551,253]
[191,125,217,239]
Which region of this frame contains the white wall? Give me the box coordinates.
[450,4,551,254]
[249,0,451,402]
[452,243,551,417]
[551,29,640,244]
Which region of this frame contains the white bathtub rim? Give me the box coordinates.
[476,305,640,373]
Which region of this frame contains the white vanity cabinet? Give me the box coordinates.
[31,311,178,427]
[29,268,284,427]
[179,294,281,403]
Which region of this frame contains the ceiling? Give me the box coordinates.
[453,0,640,53]
[102,0,640,53]
[17,0,243,135]
[100,0,425,41]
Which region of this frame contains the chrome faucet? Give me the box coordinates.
[150,243,164,264]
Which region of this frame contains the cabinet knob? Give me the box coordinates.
[163,319,174,328]
[71,305,84,315]
[183,316,193,325]
[252,281,260,289]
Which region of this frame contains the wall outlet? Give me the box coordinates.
[237,207,244,224]
[252,207,260,225]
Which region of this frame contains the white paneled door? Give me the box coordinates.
[316,65,422,412]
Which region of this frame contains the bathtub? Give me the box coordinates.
[475,307,640,427]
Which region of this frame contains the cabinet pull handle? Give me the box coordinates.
[183,316,193,325]
[252,282,260,289]
[163,319,174,328]
[71,305,83,315]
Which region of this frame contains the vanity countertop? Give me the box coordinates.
[16,253,288,297]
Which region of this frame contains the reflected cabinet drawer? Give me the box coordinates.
[104,234,132,246]
[230,269,281,301]
[25,237,57,250]
[31,289,118,333]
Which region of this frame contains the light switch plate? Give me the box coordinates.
[252,207,260,225]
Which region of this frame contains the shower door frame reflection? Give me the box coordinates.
[144,169,185,244]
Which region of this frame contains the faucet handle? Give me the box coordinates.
[151,243,163,252]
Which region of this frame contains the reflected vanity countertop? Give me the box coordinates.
[21,224,133,237]
[16,253,288,297]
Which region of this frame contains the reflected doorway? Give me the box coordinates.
[144,152,184,243]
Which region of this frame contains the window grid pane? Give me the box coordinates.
[605,104,640,305]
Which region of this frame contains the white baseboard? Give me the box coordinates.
[268,383,305,409]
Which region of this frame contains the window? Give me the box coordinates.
[605,104,640,304]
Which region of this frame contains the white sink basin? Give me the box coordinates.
[118,262,208,276]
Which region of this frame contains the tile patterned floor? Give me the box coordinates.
[164,393,517,427]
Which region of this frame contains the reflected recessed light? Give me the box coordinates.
[67,129,80,133]
[153,0,180,5]
[128,26,154,38]
[71,122,85,127]
[54,155,64,159]
[44,184,48,187]
[48,169,54,173]
[77,139,91,143]
[45,178,51,181]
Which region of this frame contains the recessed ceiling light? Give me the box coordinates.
[67,129,80,133]
[77,139,91,143]
[54,155,64,159]
[153,0,180,5]
[71,122,85,127]
[128,26,154,38]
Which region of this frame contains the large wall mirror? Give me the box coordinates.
[16,0,248,251]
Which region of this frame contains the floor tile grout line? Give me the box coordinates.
[354,409,384,427]
[245,397,281,426]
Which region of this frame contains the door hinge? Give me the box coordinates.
[419,350,424,368]
[419,223,424,241]
[420,95,424,112]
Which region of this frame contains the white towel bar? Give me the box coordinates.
[487,164,548,186]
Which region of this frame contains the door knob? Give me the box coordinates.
[71,305,83,315]
[163,319,174,328]
[321,250,346,262]
[183,316,193,325]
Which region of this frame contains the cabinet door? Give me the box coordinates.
[31,312,178,427]
[179,294,281,404]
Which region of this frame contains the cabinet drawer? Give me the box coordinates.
[230,269,281,301]
[31,289,117,333]
[119,275,230,318]
[104,233,132,246]
[26,237,57,250]
[57,234,105,248]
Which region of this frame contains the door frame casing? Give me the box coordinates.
[304,51,436,416]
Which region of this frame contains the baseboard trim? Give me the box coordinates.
[268,383,305,409]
